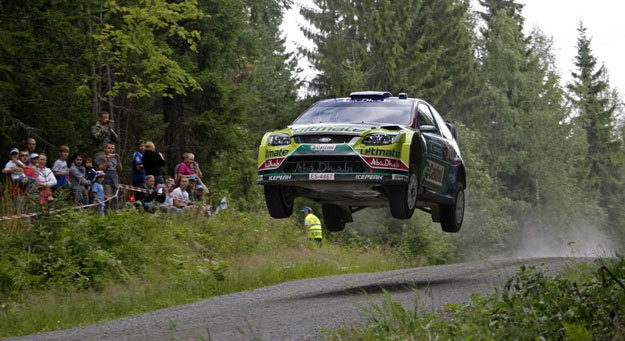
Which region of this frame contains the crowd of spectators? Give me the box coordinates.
[2,112,211,217]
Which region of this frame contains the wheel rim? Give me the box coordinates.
[407,173,418,209]
[455,189,464,225]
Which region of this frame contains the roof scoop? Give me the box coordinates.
[349,91,393,101]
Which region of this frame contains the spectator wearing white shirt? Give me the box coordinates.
[171,177,190,210]
[52,145,70,191]
[35,153,57,204]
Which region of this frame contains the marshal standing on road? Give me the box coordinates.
[301,206,323,246]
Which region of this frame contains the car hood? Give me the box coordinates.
[278,123,411,136]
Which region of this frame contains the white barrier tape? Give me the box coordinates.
[0,188,120,222]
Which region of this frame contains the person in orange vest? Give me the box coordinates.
[301,206,323,246]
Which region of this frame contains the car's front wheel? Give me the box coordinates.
[388,164,419,219]
[440,183,464,233]
[264,185,294,218]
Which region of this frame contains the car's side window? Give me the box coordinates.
[417,102,439,134]
[429,104,454,140]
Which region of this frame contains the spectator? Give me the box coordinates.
[91,111,118,152]
[84,157,96,204]
[69,154,90,205]
[170,177,191,211]
[92,171,105,215]
[25,138,37,165]
[157,184,180,213]
[94,142,122,211]
[175,152,202,184]
[189,175,209,201]
[165,176,176,193]
[139,175,165,212]
[132,139,146,187]
[3,148,33,213]
[142,141,166,185]
[35,153,56,205]
[52,145,70,192]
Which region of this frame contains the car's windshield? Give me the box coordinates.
[292,101,413,126]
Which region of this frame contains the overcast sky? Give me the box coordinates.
[281,0,625,96]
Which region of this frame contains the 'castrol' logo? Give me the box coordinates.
[363,157,408,170]
[311,144,336,151]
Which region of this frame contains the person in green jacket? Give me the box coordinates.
[301,206,322,246]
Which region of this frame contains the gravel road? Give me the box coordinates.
[10,257,580,341]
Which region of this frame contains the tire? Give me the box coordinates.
[440,183,464,233]
[388,164,419,219]
[264,185,293,218]
[322,204,346,232]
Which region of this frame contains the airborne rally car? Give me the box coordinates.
[257,91,466,233]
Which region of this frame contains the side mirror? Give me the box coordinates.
[419,125,438,133]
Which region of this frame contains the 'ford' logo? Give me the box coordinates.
[318,137,332,143]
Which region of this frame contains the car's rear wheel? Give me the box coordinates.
[440,183,464,233]
[264,185,293,218]
[389,164,419,219]
[322,204,346,232]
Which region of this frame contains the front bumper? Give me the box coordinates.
[257,172,409,185]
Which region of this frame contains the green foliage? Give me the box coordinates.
[0,209,415,337]
[330,258,625,340]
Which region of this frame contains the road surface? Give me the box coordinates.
[11,257,579,340]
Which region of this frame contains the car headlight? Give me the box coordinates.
[268,133,291,146]
[362,133,400,145]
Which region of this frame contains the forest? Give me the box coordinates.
[1,0,623,259]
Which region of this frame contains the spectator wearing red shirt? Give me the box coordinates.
[175,152,202,184]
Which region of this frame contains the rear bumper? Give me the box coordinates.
[257,172,408,185]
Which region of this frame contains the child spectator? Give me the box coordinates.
[69,154,90,205]
[35,153,57,205]
[84,157,96,204]
[132,140,146,187]
[92,171,106,215]
[52,145,70,191]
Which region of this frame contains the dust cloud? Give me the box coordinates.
[512,222,616,258]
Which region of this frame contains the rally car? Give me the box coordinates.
[257,91,466,233]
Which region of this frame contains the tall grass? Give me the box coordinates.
[0,208,416,337]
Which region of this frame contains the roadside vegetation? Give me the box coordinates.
[328,258,625,340]
[0,208,424,337]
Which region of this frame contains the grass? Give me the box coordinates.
[326,257,625,340]
[0,208,417,337]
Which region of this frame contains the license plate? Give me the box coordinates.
[309,173,335,180]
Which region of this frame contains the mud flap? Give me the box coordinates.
[430,205,441,223]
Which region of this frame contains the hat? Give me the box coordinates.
[188,175,196,181]
[95,170,105,178]
[300,206,312,213]
[9,147,18,154]
[195,184,204,190]
[30,153,39,159]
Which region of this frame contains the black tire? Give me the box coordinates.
[440,183,464,233]
[322,204,346,232]
[264,185,293,218]
[389,164,419,219]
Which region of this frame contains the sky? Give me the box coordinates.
[281,0,625,96]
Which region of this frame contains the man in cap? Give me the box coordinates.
[300,206,323,246]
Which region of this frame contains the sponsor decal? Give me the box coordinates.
[257,175,263,181]
[310,173,335,180]
[311,144,336,151]
[427,140,443,159]
[265,149,289,158]
[359,147,401,158]
[424,160,444,186]
[268,175,292,181]
[355,174,384,180]
[392,174,408,181]
[363,156,409,170]
[294,161,353,173]
[292,126,367,133]
[258,157,285,171]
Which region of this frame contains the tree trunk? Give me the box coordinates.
[163,92,185,175]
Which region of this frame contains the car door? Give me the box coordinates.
[417,102,451,193]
